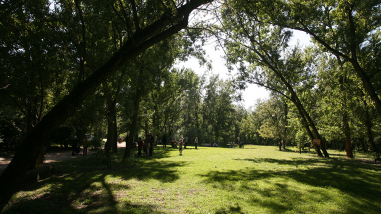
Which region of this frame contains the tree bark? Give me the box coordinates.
[0,0,211,209]
[362,98,379,158]
[103,84,118,154]
[293,99,323,157]
[124,68,144,157]
[337,57,353,158]
[283,102,288,150]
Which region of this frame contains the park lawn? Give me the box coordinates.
[2,145,381,214]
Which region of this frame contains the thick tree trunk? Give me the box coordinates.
[291,97,323,157]
[300,106,329,158]
[0,0,211,209]
[343,110,353,158]
[103,84,118,154]
[105,105,117,154]
[362,98,379,158]
[345,134,353,158]
[124,68,144,158]
[337,56,353,158]
[112,116,118,153]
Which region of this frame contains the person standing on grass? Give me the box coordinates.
[194,137,198,149]
[138,137,143,156]
[178,139,184,156]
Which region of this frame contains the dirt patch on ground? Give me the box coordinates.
[0,143,126,172]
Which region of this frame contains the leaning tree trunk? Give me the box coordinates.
[252,47,327,157]
[291,97,323,157]
[0,0,211,209]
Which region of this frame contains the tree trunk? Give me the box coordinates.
[0,0,210,209]
[112,116,118,153]
[124,68,144,158]
[103,84,118,154]
[345,134,353,158]
[283,102,288,150]
[342,107,353,158]
[291,97,323,157]
[105,107,118,154]
[337,56,353,158]
[362,98,379,158]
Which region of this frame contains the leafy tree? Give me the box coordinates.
[256,0,381,121]
[202,75,236,145]
[220,2,329,156]
[0,0,213,208]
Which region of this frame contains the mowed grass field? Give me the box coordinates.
[2,145,381,214]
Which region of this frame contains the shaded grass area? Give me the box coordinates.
[2,145,381,213]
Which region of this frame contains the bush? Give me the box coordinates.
[89,137,103,148]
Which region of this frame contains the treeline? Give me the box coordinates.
[0,0,380,209]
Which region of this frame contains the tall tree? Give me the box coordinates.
[0,0,213,209]
[220,3,328,156]
[257,0,381,121]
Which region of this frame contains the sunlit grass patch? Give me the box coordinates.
[2,145,381,213]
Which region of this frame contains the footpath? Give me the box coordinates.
[0,143,126,172]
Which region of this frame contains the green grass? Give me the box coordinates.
[2,145,381,214]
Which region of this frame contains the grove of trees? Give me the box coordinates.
[0,0,380,210]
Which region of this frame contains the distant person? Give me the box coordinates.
[163,134,167,148]
[184,136,188,149]
[194,137,198,149]
[138,137,143,156]
[178,139,184,156]
[213,142,218,147]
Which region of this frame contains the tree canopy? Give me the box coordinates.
[1,0,381,210]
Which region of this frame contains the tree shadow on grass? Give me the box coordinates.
[2,150,186,213]
[2,171,165,214]
[215,204,245,214]
[198,157,381,214]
